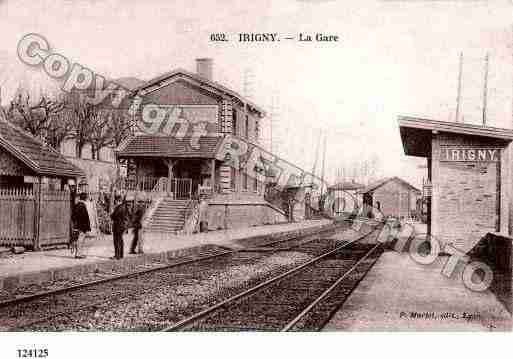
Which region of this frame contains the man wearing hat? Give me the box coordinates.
[71,192,91,259]
[110,194,128,259]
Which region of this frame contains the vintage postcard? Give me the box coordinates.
[0,0,512,357]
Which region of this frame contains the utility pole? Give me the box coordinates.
[243,68,254,101]
[455,52,463,123]
[269,92,280,154]
[311,129,322,182]
[482,52,489,126]
[320,133,327,199]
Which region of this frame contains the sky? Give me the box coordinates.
[1,0,513,187]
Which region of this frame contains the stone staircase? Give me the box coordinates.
[146,198,190,233]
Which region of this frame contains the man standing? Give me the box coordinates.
[71,192,91,259]
[129,204,145,254]
[198,197,209,233]
[110,195,128,260]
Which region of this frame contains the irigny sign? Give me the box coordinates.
[440,147,500,162]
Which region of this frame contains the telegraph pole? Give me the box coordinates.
[455,52,463,123]
[482,52,489,126]
[320,133,327,199]
[311,129,322,181]
[243,68,255,101]
[269,92,280,154]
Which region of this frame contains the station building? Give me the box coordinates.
[398,116,513,253]
[116,59,288,230]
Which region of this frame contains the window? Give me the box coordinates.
[253,177,258,192]
[245,114,249,139]
[243,172,248,190]
[230,167,236,190]
[232,110,237,135]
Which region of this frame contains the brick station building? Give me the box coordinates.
[398,116,513,253]
[116,59,288,231]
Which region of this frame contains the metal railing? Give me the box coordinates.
[118,176,193,199]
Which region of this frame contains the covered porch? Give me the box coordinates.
[116,135,224,199]
[120,157,219,199]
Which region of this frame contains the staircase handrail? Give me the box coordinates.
[141,196,163,230]
[152,177,168,192]
[180,199,200,235]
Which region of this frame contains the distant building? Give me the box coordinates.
[327,180,365,215]
[359,177,420,219]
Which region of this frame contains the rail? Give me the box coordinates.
[161,224,382,331]
[1,223,347,330]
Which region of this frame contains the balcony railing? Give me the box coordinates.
[119,176,193,199]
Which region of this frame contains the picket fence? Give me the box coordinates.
[0,187,71,249]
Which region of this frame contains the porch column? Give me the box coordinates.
[163,159,176,195]
[211,159,215,191]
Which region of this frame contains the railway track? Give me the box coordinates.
[162,228,383,331]
[0,223,344,308]
[1,222,360,331]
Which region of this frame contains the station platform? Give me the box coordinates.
[0,219,332,293]
[324,250,512,331]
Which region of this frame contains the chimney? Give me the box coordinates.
[196,58,213,81]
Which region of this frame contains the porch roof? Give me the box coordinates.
[116,135,223,159]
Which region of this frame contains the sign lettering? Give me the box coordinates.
[440,147,500,162]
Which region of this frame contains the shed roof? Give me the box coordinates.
[116,135,224,159]
[398,116,513,157]
[359,176,420,195]
[328,181,365,191]
[0,115,84,178]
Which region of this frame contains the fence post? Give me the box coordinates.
[33,179,42,251]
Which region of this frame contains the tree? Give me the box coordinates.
[107,109,133,148]
[7,91,72,150]
[67,96,96,158]
[45,110,74,150]
[88,109,112,160]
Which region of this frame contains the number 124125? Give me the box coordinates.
[17,349,48,358]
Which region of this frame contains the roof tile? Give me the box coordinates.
[0,118,84,178]
[117,135,222,158]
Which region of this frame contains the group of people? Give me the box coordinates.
[71,193,145,260]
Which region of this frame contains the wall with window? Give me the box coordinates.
[232,105,259,143]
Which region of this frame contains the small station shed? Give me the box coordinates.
[0,110,84,249]
[398,116,513,253]
[359,177,420,220]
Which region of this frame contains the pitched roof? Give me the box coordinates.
[359,176,420,194]
[116,135,223,158]
[135,69,266,116]
[0,116,84,178]
[111,77,146,91]
[328,181,365,191]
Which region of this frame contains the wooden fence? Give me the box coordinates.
[0,187,71,249]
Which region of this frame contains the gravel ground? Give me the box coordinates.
[0,248,226,302]
[2,225,377,331]
[183,239,384,331]
[24,251,313,331]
